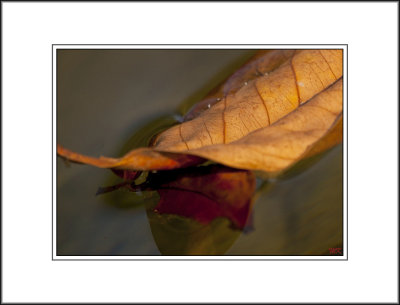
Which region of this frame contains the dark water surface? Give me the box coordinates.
[57,49,343,256]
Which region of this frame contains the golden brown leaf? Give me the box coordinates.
[174,79,343,173]
[57,49,343,174]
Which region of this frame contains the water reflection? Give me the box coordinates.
[100,165,256,255]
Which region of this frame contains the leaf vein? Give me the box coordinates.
[254,82,271,125]
[202,118,214,145]
[318,50,338,79]
[179,124,190,150]
[290,56,301,105]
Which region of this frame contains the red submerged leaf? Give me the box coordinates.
[150,165,256,230]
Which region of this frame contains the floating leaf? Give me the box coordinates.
[57,49,343,175]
